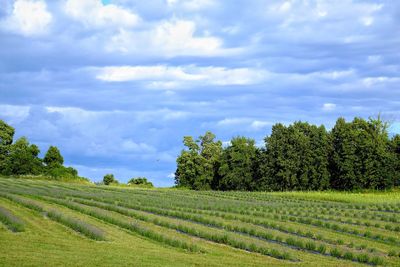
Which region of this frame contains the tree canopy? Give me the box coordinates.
[175,116,399,191]
[0,120,82,181]
[44,146,64,167]
[103,174,117,185]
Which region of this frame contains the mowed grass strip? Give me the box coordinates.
[0,206,25,232]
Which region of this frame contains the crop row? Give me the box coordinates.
[42,196,294,261]
[66,196,386,265]
[36,196,202,253]
[0,206,25,232]
[0,193,105,241]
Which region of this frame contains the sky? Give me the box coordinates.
[0,0,399,186]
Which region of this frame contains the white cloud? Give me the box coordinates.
[278,1,291,13]
[361,76,400,87]
[135,108,189,121]
[107,19,228,57]
[153,19,221,56]
[94,65,266,88]
[1,0,52,36]
[314,70,355,80]
[167,0,216,10]
[360,16,374,26]
[322,103,336,111]
[217,118,250,126]
[216,118,271,131]
[121,139,156,153]
[65,0,140,28]
[0,104,31,124]
[250,120,271,130]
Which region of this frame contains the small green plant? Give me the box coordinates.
[388,250,398,257]
[330,248,342,258]
[305,241,316,251]
[343,251,354,260]
[357,253,370,263]
[369,256,384,266]
[317,244,326,254]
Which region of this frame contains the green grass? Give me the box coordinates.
[0,178,399,266]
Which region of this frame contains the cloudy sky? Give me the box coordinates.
[0,0,399,186]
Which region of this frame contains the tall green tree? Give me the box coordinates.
[262,122,330,191]
[43,146,64,167]
[175,131,222,190]
[329,117,394,190]
[391,134,400,186]
[4,137,42,175]
[0,120,15,174]
[218,137,258,191]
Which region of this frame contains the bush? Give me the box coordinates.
[103,174,117,185]
[127,177,154,188]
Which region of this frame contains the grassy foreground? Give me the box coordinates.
[0,178,399,266]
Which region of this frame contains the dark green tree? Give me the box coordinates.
[175,131,222,190]
[262,122,330,191]
[103,174,117,185]
[0,120,15,174]
[43,146,64,167]
[218,137,258,191]
[391,134,400,186]
[329,117,394,190]
[4,137,42,175]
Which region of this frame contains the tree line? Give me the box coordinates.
[175,116,400,191]
[0,120,82,180]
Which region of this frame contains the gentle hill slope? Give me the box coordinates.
[0,177,399,266]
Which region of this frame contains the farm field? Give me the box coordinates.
[0,177,399,266]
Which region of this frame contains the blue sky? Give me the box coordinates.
[0,0,399,186]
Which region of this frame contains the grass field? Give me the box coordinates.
[0,177,399,266]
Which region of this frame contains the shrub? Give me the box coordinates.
[127,177,154,188]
